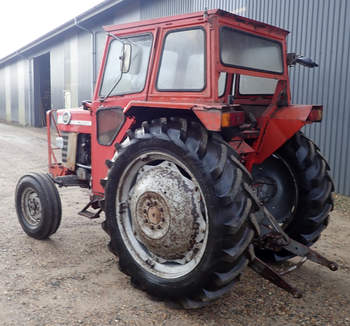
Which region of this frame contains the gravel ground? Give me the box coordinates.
[0,122,349,326]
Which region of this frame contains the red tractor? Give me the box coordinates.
[15,10,337,308]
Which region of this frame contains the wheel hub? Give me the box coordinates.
[253,176,277,204]
[129,161,205,261]
[252,155,298,228]
[135,191,170,240]
[22,188,42,226]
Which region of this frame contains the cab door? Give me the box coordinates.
[91,32,155,195]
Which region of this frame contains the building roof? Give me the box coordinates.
[105,8,289,36]
[0,0,125,66]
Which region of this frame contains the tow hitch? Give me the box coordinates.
[246,185,338,297]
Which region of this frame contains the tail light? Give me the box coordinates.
[221,111,245,127]
[307,106,323,122]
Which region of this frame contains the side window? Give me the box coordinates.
[100,34,153,97]
[157,28,205,91]
[218,72,227,97]
[239,75,278,94]
[97,108,124,145]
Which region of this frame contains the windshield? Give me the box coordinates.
[220,26,283,74]
[99,34,153,97]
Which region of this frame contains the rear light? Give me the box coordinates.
[307,106,323,122]
[221,111,245,127]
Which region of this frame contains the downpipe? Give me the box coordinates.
[74,18,96,98]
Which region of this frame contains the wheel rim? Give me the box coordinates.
[21,187,42,227]
[116,152,209,279]
[252,154,298,229]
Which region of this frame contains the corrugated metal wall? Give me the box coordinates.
[0,68,5,121]
[0,0,141,127]
[244,0,350,197]
[140,0,350,196]
[140,0,246,18]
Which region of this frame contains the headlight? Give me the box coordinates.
[62,111,72,124]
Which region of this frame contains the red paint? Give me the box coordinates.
[229,138,255,155]
[46,9,322,197]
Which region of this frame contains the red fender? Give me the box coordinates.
[249,105,321,167]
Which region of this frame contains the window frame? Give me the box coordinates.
[219,26,284,75]
[99,33,154,98]
[156,26,207,92]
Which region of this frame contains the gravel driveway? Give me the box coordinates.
[0,122,349,326]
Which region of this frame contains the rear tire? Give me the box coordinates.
[256,132,334,262]
[15,173,62,240]
[103,118,258,307]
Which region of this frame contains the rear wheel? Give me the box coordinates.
[254,132,334,261]
[103,118,258,308]
[15,173,62,240]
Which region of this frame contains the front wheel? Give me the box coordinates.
[15,173,62,239]
[103,118,257,308]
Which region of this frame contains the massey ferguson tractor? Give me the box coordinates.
[15,10,337,308]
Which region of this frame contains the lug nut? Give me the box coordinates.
[157,225,162,229]
[143,209,147,213]
[144,219,148,223]
[160,208,164,213]
[145,259,155,267]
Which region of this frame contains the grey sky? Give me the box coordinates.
[0,0,103,59]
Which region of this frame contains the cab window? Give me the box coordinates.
[157,28,205,91]
[220,26,283,74]
[239,75,278,94]
[218,72,227,97]
[100,34,153,97]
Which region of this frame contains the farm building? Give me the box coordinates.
[0,0,349,195]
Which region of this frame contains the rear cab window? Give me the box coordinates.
[220,26,283,74]
[219,26,284,98]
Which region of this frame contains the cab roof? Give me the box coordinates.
[104,9,289,38]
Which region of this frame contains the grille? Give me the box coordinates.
[61,132,69,163]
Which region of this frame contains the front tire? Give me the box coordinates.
[15,173,62,240]
[103,118,257,307]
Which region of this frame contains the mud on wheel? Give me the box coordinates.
[254,132,334,262]
[102,118,258,308]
